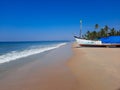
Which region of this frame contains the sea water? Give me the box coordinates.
[0,41,68,64]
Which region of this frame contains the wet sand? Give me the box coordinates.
[68,43,120,90]
[0,44,79,90]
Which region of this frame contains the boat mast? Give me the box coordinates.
[80,20,82,38]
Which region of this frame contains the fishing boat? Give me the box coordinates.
[74,20,120,47]
[74,36,102,47]
[74,36,120,47]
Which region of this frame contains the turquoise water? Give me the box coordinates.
[0,41,68,64]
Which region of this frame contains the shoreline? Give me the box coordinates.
[0,42,68,78]
[0,43,79,90]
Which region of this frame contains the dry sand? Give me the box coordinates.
[68,43,120,90]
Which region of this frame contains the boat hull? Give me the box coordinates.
[74,36,120,47]
[74,37,102,45]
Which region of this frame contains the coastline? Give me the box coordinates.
[0,43,79,90]
[68,42,120,90]
[1,42,120,90]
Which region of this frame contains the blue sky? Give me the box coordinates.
[0,0,120,41]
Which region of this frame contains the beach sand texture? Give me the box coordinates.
[0,44,79,90]
[0,43,120,90]
[68,43,120,90]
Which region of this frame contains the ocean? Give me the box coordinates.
[0,41,68,64]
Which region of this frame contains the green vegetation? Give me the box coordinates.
[83,24,120,40]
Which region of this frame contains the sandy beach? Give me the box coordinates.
[0,43,120,90]
[68,43,120,90]
[0,43,79,90]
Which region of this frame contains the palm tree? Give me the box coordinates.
[110,28,116,36]
[83,24,120,40]
[94,24,99,38]
[85,31,90,39]
[104,25,109,37]
[100,28,106,37]
[95,24,99,31]
[117,30,120,35]
[92,31,97,39]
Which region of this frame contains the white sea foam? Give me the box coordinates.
[0,43,67,64]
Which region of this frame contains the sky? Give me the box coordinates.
[0,0,120,41]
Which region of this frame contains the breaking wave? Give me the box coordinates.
[0,43,67,64]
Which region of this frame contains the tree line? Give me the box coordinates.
[83,24,120,40]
